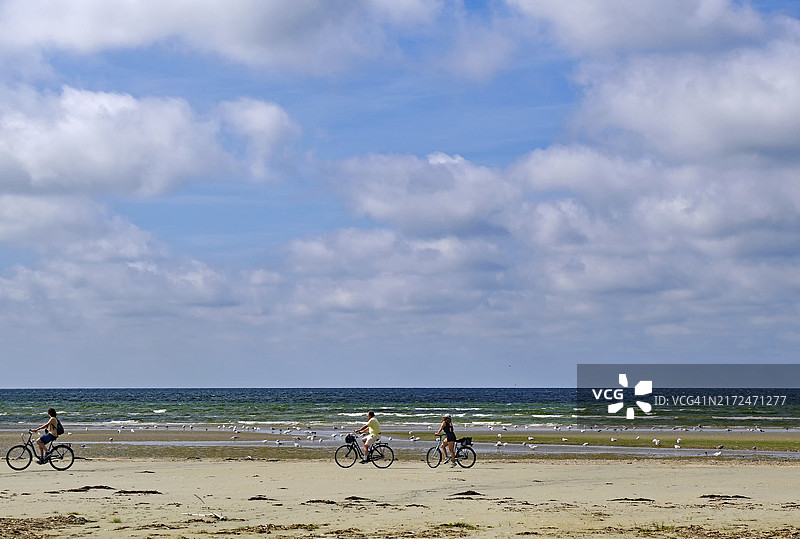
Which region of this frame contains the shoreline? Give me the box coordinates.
[3,426,799,462]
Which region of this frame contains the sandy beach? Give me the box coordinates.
[2,454,800,538]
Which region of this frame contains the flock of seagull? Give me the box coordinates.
[69,420,775,457]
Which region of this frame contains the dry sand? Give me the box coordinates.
[1,457,799,538]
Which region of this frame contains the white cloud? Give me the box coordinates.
[335,152,518,235]
[508,0,766,55]
[0,0,440,74]
[217,98,301,180]
[0,195,158,260]
[0,86,303,195]
[0,86,226,195]
[574,36,800,161]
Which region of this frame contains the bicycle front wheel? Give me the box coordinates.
[426,446,442,468]
[6,445,32,471]
[370,444,394,468]
[456,446,476,468]
[334,444,358,468]
[49,445,75,471]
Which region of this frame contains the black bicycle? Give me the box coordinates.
[335,433,394,468]
[426,435,476,468]
[6,430,75,471]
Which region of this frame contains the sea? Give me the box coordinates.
[2,387,799,431]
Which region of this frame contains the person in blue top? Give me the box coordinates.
[435,414,457,467]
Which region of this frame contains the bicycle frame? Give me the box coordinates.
[334,432,394,468]
[6,430,75,471]
[427,434,476,469]
[22,431,54,458]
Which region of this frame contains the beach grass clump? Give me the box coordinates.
[634,522,675,533]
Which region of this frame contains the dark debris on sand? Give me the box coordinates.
[604,525,800,538]
[0,515,89,539]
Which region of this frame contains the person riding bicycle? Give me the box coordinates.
[435,414,457,467]
[32,408,59,464]
[354,411,381,463]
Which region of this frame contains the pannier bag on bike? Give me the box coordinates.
[345,434,355,443]
[458,437,472,446]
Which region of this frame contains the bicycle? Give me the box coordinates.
[6,430,75,471]
[334,433,394,468]
[426,435,476,468]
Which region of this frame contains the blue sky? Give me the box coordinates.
[1,0,799,387]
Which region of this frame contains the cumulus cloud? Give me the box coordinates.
[0,195,157,260]
[285,231,502,317]
[574,36,800,161]
[0,86,225,195]
[0,86,302,195]
[334,152,518,236]
[217,98,301,180]
[508,0,767,55]
[0,0,440,74]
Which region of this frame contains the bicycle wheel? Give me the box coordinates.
[426,446,442,468]
[335,444,358,468]
[370,444,394,468]
[456,446,476,468]
[6,445,32,471]
[49,444,75,471]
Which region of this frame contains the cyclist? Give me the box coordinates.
[355,411,380,463]
[435,414,457,467]
[32,408,59,464]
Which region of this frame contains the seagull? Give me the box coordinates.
[495,441,502,447]
[713,451,722,457]
[561,438,568,442]
[676,438,681,444]
[610,438,617,442]
[674,444,681,449]
[653,439,660,446]
[582,442,589,446]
